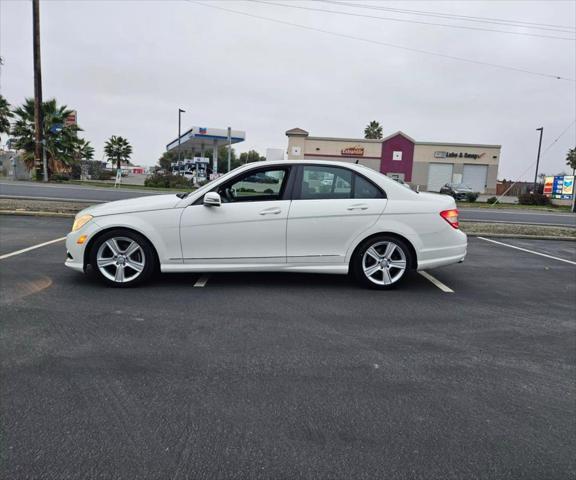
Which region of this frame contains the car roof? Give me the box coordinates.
[244,159,373,173]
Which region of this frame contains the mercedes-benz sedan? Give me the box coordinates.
[65,160,467,289]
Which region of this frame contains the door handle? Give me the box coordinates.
[259,207,282,215]
[347,204,369,211]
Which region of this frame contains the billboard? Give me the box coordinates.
[544,175,574,200]
[65,111,77,127]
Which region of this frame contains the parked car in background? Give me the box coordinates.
[65,160,467,290]
[440,183,476,200]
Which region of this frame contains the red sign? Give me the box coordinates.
[65,111,77,126]
[341,145,364,156]
[543,176,553,195]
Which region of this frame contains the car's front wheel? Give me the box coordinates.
[352,235,413,289]
[90,229,156,287]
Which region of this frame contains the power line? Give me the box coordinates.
[250,0,575,41]
[542,119,576,155]
[320,0,576,34]
[189,1,575,82]
[491,119,576,204]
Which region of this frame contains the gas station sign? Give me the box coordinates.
[544,175,574,200]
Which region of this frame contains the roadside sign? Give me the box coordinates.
[544,175,574,200]
[65,111,77,126]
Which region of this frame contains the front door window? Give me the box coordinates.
[218,169,287,203]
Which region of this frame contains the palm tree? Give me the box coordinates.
[364,121,383,140]
[566,147,576,175]
[104,135,132,172]
[10,98,84,173]
[76,138,94,161]
[0,95,13,143]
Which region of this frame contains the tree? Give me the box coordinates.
[157,150,177,171]
[76,138,94,161]
[10,98,84,174]
[566,148,576,174]
[198,146,237,174]
[238,150,265,166]
[104,135,132,171]
[0,95,12,143]
[364,120,383,140]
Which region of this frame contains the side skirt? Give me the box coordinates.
[160,263,348,274]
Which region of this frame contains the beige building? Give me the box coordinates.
[286,128,501,194]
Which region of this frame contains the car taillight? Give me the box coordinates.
[440,209,459,229]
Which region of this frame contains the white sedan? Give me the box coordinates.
[65,160,466,289]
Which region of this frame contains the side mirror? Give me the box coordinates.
[203,191,221,207]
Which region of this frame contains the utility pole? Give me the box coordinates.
[533,127,543,193]
[32,0,46,181]
[227,126,232,173]
[178,108,185,165]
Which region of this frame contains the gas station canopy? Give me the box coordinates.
[167,126,245,155]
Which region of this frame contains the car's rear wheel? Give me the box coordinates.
[352,235,413,289]
[90,229,155,287]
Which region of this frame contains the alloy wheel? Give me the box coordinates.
[96,236,146,283]
[362,241,407,286]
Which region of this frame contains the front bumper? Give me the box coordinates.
[453,192,470,200]
[64,220,101,273]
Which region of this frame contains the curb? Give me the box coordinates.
[0,210,76,218]
[0,195,103,204]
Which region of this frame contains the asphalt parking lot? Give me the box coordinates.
[1,215,575,479]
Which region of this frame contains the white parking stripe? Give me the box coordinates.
[0,237,66,260]
[478,237,576,266]
[418,271,454,293]
[194,275,210,287]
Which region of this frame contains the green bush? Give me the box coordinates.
[93,169,115,181]
[144,173,191,189]
[518,192,550,205]
[465,192,479,202]
[51,173,70,182]
[486,196,498,204]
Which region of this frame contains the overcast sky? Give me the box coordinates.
[1,0,575,178]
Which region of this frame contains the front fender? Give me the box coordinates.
[88,209,184,265]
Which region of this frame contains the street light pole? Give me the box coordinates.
[533,127,544,193]
[32,0,46,182]
[178,108,185,165]
[227,126,232,173]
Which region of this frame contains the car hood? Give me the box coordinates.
[80,194,183,217]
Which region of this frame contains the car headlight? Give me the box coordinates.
[72,214,93,232]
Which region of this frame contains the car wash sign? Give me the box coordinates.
[544,175,574,200]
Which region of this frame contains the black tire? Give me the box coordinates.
[351,235,413,290]
[89,229,156,287]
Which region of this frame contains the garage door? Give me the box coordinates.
[462,164,488,193]
[427,163,453,192]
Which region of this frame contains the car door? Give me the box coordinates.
[287,165,387,263]
[179,166,292,264]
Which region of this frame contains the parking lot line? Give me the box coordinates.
[418,271,454,293]
[194,275,210,287]
[0,237,66,261]
[478,237,576,266]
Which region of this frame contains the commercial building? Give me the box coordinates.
[286,128,501,193]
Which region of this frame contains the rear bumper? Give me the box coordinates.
[415,229,467,270]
